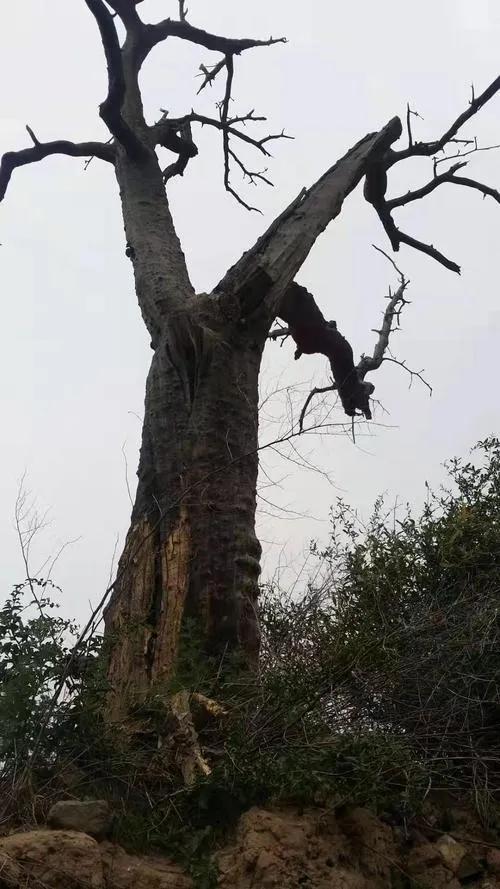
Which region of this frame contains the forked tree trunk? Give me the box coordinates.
[103,119,402,721]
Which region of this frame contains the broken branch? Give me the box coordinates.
[280,251,422,429]
[278,282,374,421]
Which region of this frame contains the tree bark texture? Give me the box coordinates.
[103,118,402,721]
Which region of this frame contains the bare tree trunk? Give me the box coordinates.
[104,336,265,720]
[102,118,403,720]
[103,152,268,719]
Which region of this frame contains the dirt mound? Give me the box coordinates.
[217,805,499,889]
[0,803,499,888]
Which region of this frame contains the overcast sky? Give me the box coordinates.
[1,0,499,623]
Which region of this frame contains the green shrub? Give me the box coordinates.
[0,579,79,767]
[2,438,500,876]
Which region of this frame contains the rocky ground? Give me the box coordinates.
[0,798,499,888]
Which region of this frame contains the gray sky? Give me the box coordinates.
[1,0,499,622]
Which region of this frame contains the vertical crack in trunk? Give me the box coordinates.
[104,302,266,719]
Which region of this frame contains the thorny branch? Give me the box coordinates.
[364,74,500,273]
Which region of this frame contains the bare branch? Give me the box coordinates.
[228,150,273,187]
[268,324,291,342]
[389,74,500,164]
[397,230,461,273]
[215,54,273,211]
[362,76,500,271]
[433,139,500,168]
[357,285,410,378]
[227,110,266,126]
[360,249,431,395]
[385,161,500,215]
[386,161,468,210]
[383,356,432,393]
[449,174,500,203]
[152,104,290,208]
[179,0,188,22]
[406,103,413,148]
[364,156,463,273]
[405,104,424,149]
[153,112,275,155]
[144,18,287,56]
[197,58,226,94]
[83,0,147,159]
[298,384,339,433]
[0,138,115,202]
[162,121,199,182]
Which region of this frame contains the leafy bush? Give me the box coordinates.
[254,436,500,820]
[0,579,79,767]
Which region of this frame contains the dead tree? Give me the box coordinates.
[1,2,499,721]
